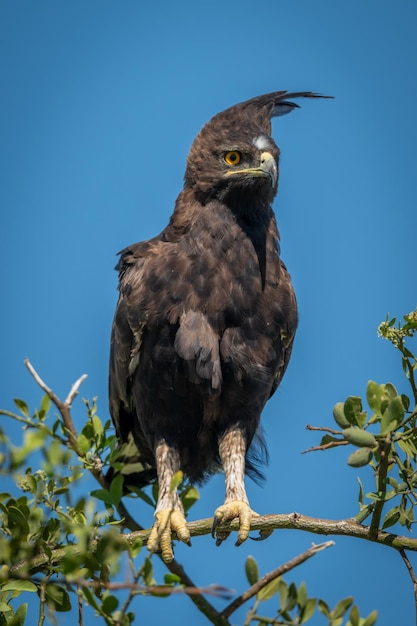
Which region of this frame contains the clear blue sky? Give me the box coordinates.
[1,1,417,624]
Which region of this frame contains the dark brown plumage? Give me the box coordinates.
[109,91,328,561]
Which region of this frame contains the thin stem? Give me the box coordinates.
[399,549,417,626]
[221,541,334,619]
[78,584,84,626]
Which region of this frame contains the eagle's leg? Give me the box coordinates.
[212,427,258,546]
[147,438,191,562]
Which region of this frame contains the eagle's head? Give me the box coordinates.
[184,91,327,211]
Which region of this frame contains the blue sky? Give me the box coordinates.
[1,1,417,624]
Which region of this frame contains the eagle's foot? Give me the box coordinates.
[147,509,191,563]
[212,500,255,547]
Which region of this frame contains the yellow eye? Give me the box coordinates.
[224,151,241,166]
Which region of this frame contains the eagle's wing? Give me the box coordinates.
[108,239,164,485]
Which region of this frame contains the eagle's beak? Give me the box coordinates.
[225,152,277,187]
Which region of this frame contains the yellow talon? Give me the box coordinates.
[212,500,254,546]
[148,509,191,563]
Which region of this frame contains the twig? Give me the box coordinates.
[399,549,417,626]
[221,541,334,619]
[78,584,84,626]
[24,358,86,450]
[65,374,88,406]
[302,440,348,454]
[306,424,342,435]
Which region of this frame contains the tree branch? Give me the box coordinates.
[124,512,417,552]
[221,541,334,619]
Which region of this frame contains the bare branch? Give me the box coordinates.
[24,358,86,450]
[399,549,417,625]
[306,424,343,435]
[65,373,88,406]
[221,541,334,619]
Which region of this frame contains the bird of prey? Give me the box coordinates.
[109,90,328,562]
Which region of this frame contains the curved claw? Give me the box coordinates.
[148,509,191,563]
[250,528,273,541]
[212,500,254,546]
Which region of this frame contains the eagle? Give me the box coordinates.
[109,91,327,562]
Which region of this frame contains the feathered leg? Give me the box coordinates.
[212,427,253,545]
[147,438,191,562]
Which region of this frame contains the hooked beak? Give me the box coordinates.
[224,152,277,188]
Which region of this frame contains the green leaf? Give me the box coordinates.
[349,604,360,626]
[245,555,259,585]
[366,381,386,416]
[300,598,317,623]
[344,397,367,427]
[164,573,182,585]
[109,474,124,506]
[170,471,183,492]
[384,383,398,399]
[130,538,143,559]
[363,609,378,626]
[297,581,308,607]
[278,579,289,611]
[13,398,29,417]
[401,394,410,412]
[257,576,281,601]
[320,434,342,446]
[382,507,400,530]
[181,486,200,513]
[357,477,364,506]
[40,394,51,416]
[142,557,155,586]
[333,597,354,619]
[380,396,404,434]
[90,488,114,505]
[11,603,28,626]
[77,432,91,455]
[44,583,71,612]
[92,414,103,434]
[1,580,37,593]
[7,506,30,539]
[287,582,298,611]
[318,599,330,618]
[102,594,119,614]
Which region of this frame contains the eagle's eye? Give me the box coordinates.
[224,151,241,166]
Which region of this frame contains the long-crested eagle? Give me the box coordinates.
[109,91,328,562]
